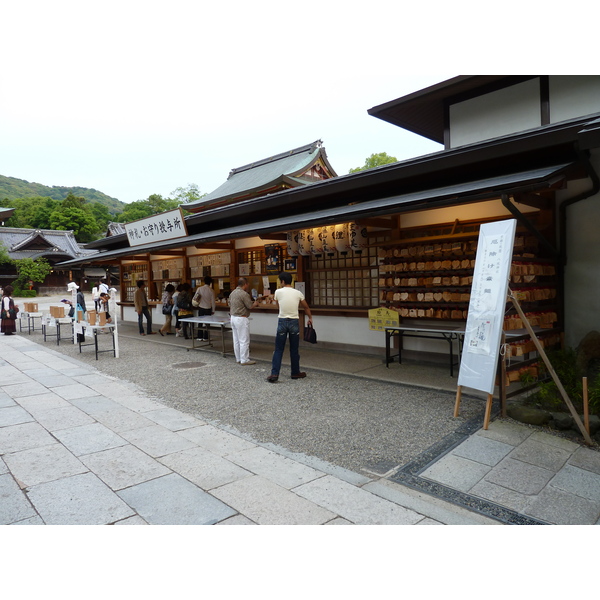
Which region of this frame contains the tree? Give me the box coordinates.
[49,206,98,242]
[349,152,398,174]
[0,242,13,266]
[12,257,52,291]
[171,183,205,205]
[0,197,60,229]
[116,193,186,224]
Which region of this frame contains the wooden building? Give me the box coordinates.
[58,77,600,370]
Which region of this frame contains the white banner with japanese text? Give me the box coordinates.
[457,219,517,395]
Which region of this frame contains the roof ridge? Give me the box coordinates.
[228,140,322,178]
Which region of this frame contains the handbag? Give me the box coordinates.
[303,323,317,344]
[162,303,173,315]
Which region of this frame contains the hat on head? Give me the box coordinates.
[61,299,70,303]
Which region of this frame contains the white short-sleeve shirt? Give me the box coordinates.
[274,286,304,319]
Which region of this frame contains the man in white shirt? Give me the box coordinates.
[267,272,312,383]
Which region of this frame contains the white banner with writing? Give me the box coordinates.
[457,219,517,395]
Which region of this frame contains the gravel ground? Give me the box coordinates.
[14,294,485,475]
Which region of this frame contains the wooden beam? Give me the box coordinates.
[355,217,396,229]
[193,241,235,250]
[148,250,186,257]
[259,233,287,241]
[513,192,553,210]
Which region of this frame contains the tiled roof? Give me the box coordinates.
[182,140,336,211]
[0,227,94,261]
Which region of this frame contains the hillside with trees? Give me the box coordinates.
[0,174,125,215]
[0,181,206,243]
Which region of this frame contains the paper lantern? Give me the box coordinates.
[349,221,369,253]
[334,223,351,254]
[309,228,323,256]
[319,225,336,255]
[297,229,311,256]
[286,230,299,256]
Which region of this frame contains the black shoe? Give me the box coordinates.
[291,372,307,379]
[267,375,279,383]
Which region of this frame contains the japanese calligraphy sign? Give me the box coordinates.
[124,207,188,247]
[368,307,400,331]
[457,219,516,395]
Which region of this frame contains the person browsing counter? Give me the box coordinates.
[267,271,312,383]
[192,276,216,341]
[228,277,260,365]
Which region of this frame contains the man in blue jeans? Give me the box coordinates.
[267,272,313,383]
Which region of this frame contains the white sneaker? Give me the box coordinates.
[241,360,256,365]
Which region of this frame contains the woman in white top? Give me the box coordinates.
[1,285,18,336]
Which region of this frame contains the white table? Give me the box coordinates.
[76,323,116,359]
[178,316,232,357]
[42,317,74,345]
[20,312,44,334]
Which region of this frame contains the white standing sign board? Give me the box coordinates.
[457,219,517,395]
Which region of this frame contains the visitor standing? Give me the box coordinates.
[267,272,312,383]
[134,280,155,336]
[228,277,260,365]
[192,276,216,341]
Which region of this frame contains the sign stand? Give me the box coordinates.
[454,386,494,429]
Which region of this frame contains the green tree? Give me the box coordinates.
[171,183,205,205]
[116,193,185,223]
[0,197,60,229]
[49,206,98,243]
[349,152,398,173]
[0,242,13,265]
[89,202,111,233]
[12,257,52,292]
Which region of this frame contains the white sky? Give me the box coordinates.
[1,2,595,205]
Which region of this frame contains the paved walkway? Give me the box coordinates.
[2,329,600,525]
[1,334,498,525]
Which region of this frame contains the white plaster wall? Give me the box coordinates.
[549,76,600,123]
[248,311,386,348]
[449,78,541,148]
[401,199,537,229]
[559,149,600,347]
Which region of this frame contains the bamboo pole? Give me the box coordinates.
[583,377,590,436]
[508,289,593,445]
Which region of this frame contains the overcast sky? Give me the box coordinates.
[1,2,594,205]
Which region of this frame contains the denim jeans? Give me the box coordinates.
[270,318,300,376]
[138,306,152,334]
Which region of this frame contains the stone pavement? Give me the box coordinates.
[1,334,498,525]
[2,332,600,525]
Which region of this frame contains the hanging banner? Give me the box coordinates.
[457,219,517,395]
